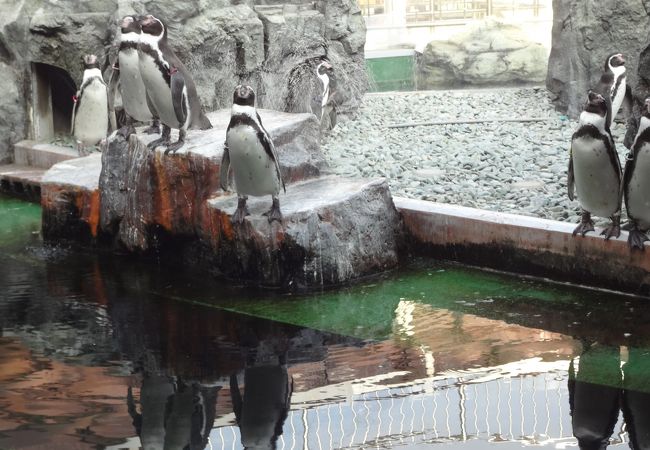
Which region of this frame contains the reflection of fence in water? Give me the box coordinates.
[210,371,626,449]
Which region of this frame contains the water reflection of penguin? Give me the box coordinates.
[127,374,220,450]
[230,355,293,450]
[621,348,650,448]
[568,341,621,449]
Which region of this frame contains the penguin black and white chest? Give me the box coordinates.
[315,60,333,117]
[116,15,153,124]
[72,54,108,155]
[220,85,285,224]
[568,91,622,239]
[623,97,650,249]
[138,14,211,154]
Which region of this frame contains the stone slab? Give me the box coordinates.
[0,164,46,201]
[202,176,402,289]
[14,140,79,169]
[395,197,650,296]
[99,108,327,251]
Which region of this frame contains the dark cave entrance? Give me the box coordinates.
[32,63,77,140]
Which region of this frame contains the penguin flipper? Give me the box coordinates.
[107,61,120,131]
[70,90,81,136]
[220,144,230,192]
[256,112,286,193]
[567,150,575,201]
[170,68,188,125]
[622,150,636,212]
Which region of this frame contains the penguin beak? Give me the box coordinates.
[121,16,134,28]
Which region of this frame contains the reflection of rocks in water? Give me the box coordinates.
[569,341,650,448]
[128,374,219,450]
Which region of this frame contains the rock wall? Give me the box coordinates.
[416,19,548,89]
[546,0,650,118]
[0,0,367,162]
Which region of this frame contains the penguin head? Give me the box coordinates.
[316,60,333,77]
[584,90,607,116]
[606,53,625,71]
[233,85,256,107]
[140,14,166,42]
[120,15,141,34]
[83,54,99,70]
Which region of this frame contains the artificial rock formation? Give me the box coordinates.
[416,19,548,89]
[0,0,368,163]
[546,0,650,118]
[41,110,401,289]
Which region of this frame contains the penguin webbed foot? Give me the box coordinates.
[143,119,161,135]
[147,136,169,150]
[572,219,595,237]
[117,124,136,139]
[164,130,185,155]
[601,215,621,240]
[263,197,282,223]
[232,197,250,225]
[628,229,649,250]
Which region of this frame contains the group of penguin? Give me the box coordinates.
[71,14,337,224]
[569,52,650,250]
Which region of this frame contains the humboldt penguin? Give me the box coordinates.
[622,97,650,250]
[315,59,337,130]
[597,52,632,130]
[71,54,109,156]
[108,15,159,137]
[568,90,622,239]
[138,14,212,154]
[220,85,285,224]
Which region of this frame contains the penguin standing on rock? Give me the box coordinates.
[315,59,337,130]
[622,97,650,250]
[138,14,211,154]
[220,85,285,224]
[568,91,622,239]
[108,15,160,137]
[597,52,632,130]
[71,54,109,156]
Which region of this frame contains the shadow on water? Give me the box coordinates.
[2,194,650,449]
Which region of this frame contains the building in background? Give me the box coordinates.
[360,0,553,91]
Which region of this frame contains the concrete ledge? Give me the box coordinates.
[0,164,45,202]
[14,140,78,169]
[395,197,650,296]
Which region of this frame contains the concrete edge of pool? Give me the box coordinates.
[395,197,650,297]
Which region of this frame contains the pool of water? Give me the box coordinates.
[1,194,649,449]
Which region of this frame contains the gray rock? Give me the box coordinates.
[417,19,548,89]
[0,62,24,163]
[546,0,650,118]
[205,176,401,288]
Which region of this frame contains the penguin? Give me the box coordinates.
[108,15,160,137]
[567,90,622,239]
[315,59,337,130]
[220,85,285,224]
[597,52,632,130]
[71,54,109,156]
[138,14,212,154]
[622,97,650,250]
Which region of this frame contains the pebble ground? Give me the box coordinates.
[323,87,629,225]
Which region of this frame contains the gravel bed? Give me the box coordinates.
[323,87,629,224]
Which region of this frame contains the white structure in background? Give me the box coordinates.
[361,0,553,56]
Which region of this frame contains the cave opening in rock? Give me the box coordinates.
[32,63,77,141]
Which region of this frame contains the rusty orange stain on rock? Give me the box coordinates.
[153,154,173,231]
[86,190,100,237]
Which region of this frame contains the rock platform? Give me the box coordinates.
[40,109,402,289]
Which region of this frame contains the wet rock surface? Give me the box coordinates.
[203,177,401,288]
[41,108,400,288]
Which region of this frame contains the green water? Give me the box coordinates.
[2,194,650,449]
